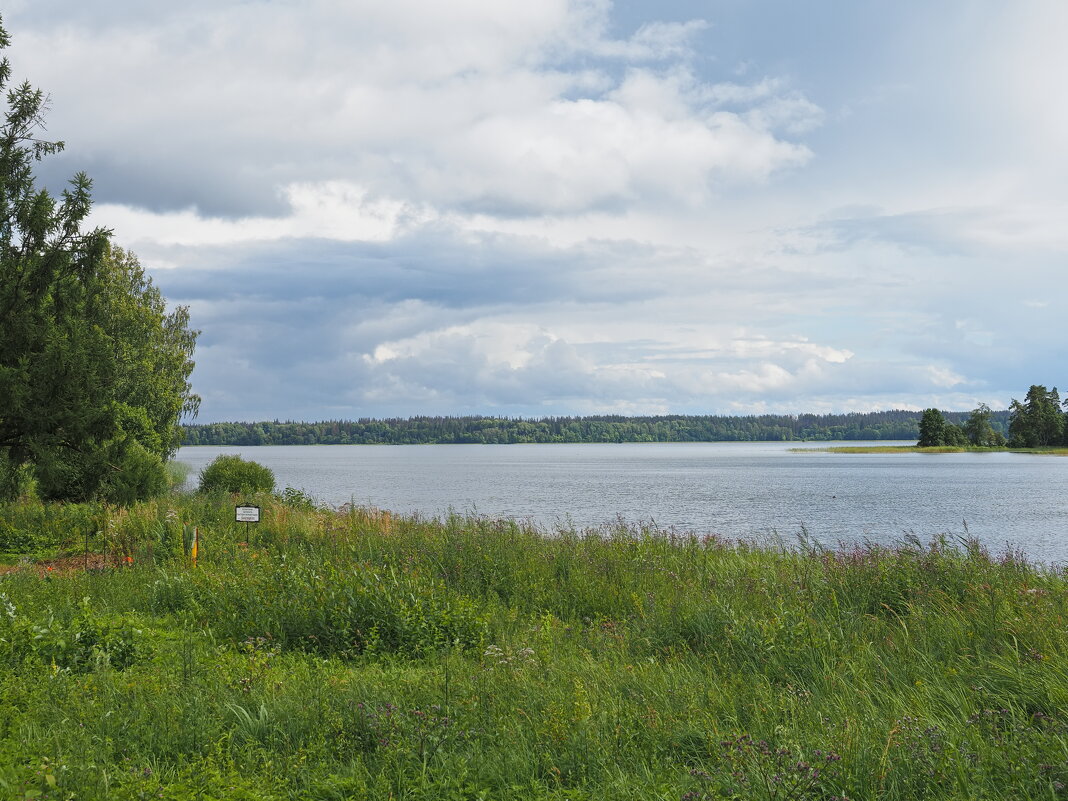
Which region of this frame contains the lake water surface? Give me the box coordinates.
[177,442,1068,565]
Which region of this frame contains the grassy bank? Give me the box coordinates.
[794,445,1068,455]
[0,495,1066,799]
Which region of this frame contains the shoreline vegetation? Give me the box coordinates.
[181,409,1010,447]
[178,384,1068,453]
[794,444,1068,455]
[1,493,1067,798]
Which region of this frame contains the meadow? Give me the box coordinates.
[0,492,1066,799]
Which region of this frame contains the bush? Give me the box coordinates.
[198,455,275,495]
[0,597,144,673]
[278,486,317,510]
[99,442,169,505]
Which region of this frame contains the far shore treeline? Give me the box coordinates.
[182,409,1011,446]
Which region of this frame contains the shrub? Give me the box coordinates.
[0,597,144,673]
[198,455,275,495]
[99,441,169,506]
[278,486,317,511]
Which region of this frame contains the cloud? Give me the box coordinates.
[596,19,711,60]
[130,196,1063,422]
[10,0,815,219]
[6,1,1068,422]
[805,205,1068,258]
[142,223,879,419]
[91,182,424,248]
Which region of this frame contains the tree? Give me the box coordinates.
[1008,385,1064,447]
[0,18,198,503]
[917,408,947,447]
[942,423,969,447]
[964,403,1002,447]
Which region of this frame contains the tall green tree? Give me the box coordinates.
[917,408,947,447]
[1008,385,1063,447]
[942,423,969,447]
[0,18,198,503]
[964,403,1004,447]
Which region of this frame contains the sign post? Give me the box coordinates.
[235,504,260,548]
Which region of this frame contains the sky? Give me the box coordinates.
[7,1,1067,422]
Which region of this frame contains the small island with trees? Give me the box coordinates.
[879,384,1067,452]
[810,385,1067,454]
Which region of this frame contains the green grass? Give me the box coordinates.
[0,494,1067,799]
[794,444,1068,455]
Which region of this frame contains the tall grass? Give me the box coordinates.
[0,494,1066,799]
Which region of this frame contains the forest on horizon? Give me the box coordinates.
[181,409,1010,446]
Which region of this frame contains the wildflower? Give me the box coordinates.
[46,566,54,573]
[0,594,15,620]
[125,555,134,565]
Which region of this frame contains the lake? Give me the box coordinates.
[176,442,1068,565]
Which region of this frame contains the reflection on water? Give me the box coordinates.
[177,442,1068,565]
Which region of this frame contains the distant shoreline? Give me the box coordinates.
[181,409,1007,447]
[796,444,1068,455]
[178,440,908,447]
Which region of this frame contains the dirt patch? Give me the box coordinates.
[0,553,128,577]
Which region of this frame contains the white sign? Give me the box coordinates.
[235,505,260,523]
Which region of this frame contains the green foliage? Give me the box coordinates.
[184,409,1012,446]
[917,408,947,446]
[0,20,198,505]
[942,421,968,446]
[164,459,192,492]
[1009,385,1065,447]
[0,451,36,502]
[918,406,1010,448]
[168,554,488,657]
[965,403,1005,447]
[277,485,318,510]
[198,454,275,495]
[1,496,1068,798]
[0,498,98,554]
[0,596,143,672]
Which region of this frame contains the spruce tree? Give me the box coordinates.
[0,17,198,502]
[1009,386,1064,447]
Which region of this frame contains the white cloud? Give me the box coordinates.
[91,182,428,248]
[347,308,865,415]
[725,339,853,364]
[10,0,815,220]
[368,322,557,371]
[598,20,711,60]
[6,1,1067,421]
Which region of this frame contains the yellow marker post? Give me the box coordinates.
[191,526,199,567]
